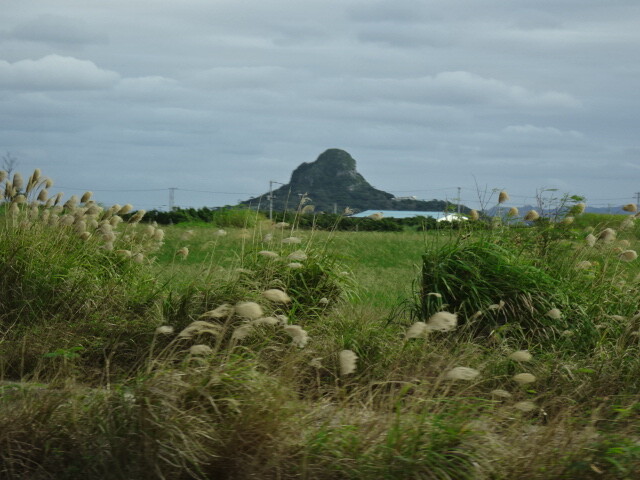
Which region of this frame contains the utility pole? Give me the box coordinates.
[268,180,284,221]
[457,186,461,214]
[635,192,640,206]
[169,188,176,211]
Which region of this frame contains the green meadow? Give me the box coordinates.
[2,170,640,479]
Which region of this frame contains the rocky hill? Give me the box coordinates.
[243,149,464,214]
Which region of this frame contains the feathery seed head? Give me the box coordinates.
[575,260,592,270]
[262,289,291,303]
[585,234,597,247]
[619,250,638,262]
[406,322,428,339]
[562,216,574,225]
[288,250,308,261]
[74,220,86,234]
[597,228,616,243]
[469,209,480,221]
[0,170,6,182]
[426,311,457,332]
[153,229,165,242]
[129,210,145,223]
[132,253,144,264]
[287,262,303,269]
[445,367,480,381]
[546,308,562,319]
[319,297,329,305]
[12,173,23,190]
[9,202,19,216]
[509,350,533,362]
[200,304,234,318]
[524,210,540,222]
[176,247,189,259]
[514,401,537,412]
[620,217,635,230]
[619,239,631,248]
[258,250,279,259]
[284,325,309,347]
[571,203,586,215]
[252,316,280,326]
[235,301,263,320]
[60,214,75,226]
[274,222,290,228]
[232,324,254,341]
[623,203,637,212]
[103,242,114,251]
[80,191,93,203]
[63,195,78,209]
[508,206,519,216]
[498,190,510,204]
[339,349,358,375]
[282,236,302,244]
[102,232,116,243]
[189,344,213,355]
[513,373,536,385]
[263,233,273,242]
[118,204,133,215]
[490,389,512,399]
[155,325,174,335]
[14,194,26,204]
[37,189,48,202]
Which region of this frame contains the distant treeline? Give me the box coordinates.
[142,207,469,231]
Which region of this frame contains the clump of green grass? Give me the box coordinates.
[418,239,565,335]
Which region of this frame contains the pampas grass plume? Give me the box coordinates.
[80,191,92,203]
[284,325,309,347]
[426,311,457,332]
[287,262,303,269]
[619,250,638,262]
[288,250,308,261]
[339,349,358,375]
[189,344,213,355]
[597,228,616,243]
[282,237,302,244]
[524,210,540,221]
[12,173,23,190]
[546,308,562,319]
[491,389,512,398]
[176,247,189,259]
[513,373,536,385]
[259,250,279,259]
[155,325,174,335]
[509,350,533,362]
[406,322,427,339]
[585,234,596,247]
[445,367,480,381]
[235,301,264,320]
[201,304,234,318]
[508,207,519,216]
[514,401,537,412]
[623,203,637,212]
[469,209,479,221]
[498,190,509,204]
[118,204,133,215]
[262,289,291,303]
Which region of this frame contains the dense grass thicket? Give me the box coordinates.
[2,172,640,479]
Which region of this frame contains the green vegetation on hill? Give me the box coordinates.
[242,148,467,213]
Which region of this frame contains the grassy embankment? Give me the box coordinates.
[2,169,640,479]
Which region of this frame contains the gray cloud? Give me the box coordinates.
[0,1,638,210]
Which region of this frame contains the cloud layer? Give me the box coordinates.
[1,1,639,210]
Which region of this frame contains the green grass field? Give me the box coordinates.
[2,171,640,479]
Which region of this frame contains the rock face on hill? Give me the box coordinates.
[243,148,459,213]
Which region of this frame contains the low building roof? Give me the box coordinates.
[351,210,448,219]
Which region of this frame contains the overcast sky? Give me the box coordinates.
[1,0,639,211]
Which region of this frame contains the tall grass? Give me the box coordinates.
[2,171,640,478]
